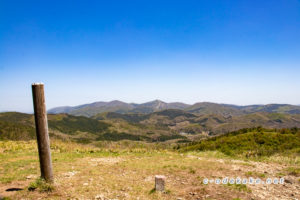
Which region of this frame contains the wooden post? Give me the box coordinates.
[32,83,53,183]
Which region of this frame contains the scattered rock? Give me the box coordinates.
[89,157,123,166]
[285,178,294,184]
[83,183,89,186]
[63,171,78,178]
[155,175,166,192]
[26,175,37,179]
[95,194,105,200]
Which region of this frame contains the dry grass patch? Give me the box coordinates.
[1,140,299,200]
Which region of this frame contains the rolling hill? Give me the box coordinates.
[183,102,245,116]
[48,100,300,117]
[48,100,190,117]
[240,104,300,114]
[0,112,186,142]
[0,112,111,141]
[178,127,300,157]
[48,100,135,117]
[1,109,300,143]
[95,109,300,135]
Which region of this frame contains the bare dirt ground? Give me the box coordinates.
[1,147,299,200]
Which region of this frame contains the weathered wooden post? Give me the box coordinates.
[32,83,53,183]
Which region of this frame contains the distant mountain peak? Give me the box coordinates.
[144,99,165,104]
[153,99,165,103]
[48,100,300,117]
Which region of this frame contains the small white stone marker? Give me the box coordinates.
[155,175,166,191]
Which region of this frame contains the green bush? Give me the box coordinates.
[28,178,54,193]
[179,127,300,157]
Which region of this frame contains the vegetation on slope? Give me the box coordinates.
[97,110,300,137]
[0,113,111,141]
[48,114,110,134]
[178,127,300,157]
[1,111,300,144]
[0,121,36,140]
[96,131,150,141]
[0,112,187,143]
[0,112,33,124]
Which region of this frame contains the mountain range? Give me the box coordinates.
[48,100,300,117]
[1,110,300,143]
[1,100,300,143]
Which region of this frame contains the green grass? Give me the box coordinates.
[96,131,151,141]
[0,140,107,184]
[0,139,298,200]
[245,171,266,178]
[286,167,300,176]
[179,127,300,158]
[189,168,196,174]
[225,183,251,193]
[2,197,12,200]
[28,178,55,192]
[0,158,38,183]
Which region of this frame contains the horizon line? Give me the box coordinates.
[1,100,299,114]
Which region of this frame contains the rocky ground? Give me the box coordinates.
[0,141,299,200]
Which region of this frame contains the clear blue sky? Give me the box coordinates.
[1,0,300,112]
